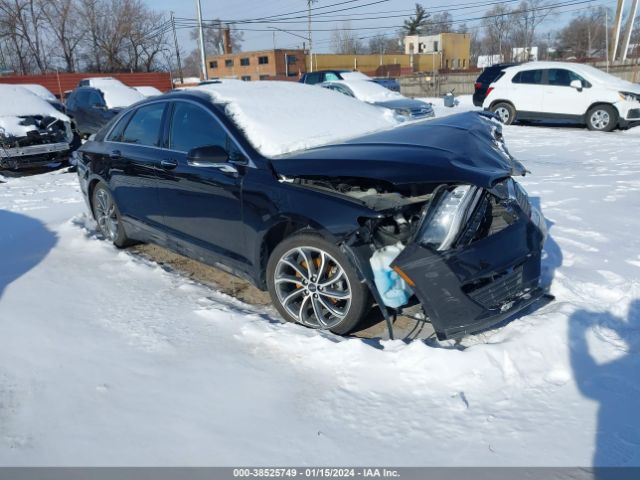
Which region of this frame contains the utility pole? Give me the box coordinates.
[605,9,610,71]
[307,0,316,72]
[621,0,639,61]
[196,0,208,81]
[171,12,184,84]
[610,0,626,62]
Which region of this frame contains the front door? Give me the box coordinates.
[156,100,246,266]
[541,68,592,118]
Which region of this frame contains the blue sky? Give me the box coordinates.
[145,0,619,56]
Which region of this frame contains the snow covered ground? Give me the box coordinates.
[1,97,639,466]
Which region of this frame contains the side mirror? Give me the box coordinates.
[570,79,583,91]
[187,145,229,167]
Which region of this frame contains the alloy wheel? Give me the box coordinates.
[94,188,119,241]
[273,246,352,329]
[590,110,610,130]
[495,106,510,124]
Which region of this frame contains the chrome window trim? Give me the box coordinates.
[103,98,256,168]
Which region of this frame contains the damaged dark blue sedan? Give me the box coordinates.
[76,82,547,340]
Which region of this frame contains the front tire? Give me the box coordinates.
[586,105,617,132]
[266,233,370,335]
[491,102,516,125]
[91,182,131,248]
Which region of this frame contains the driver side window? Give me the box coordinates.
[169,102,228,153]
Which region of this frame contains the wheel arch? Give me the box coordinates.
[489,99,516,110]
[584,102,619,118]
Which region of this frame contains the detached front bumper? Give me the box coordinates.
[392,194,546,340]
[1,141,70,168]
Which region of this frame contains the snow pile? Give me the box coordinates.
[0,85,70,137]
[332,79,405,103]
[194,81,400,156]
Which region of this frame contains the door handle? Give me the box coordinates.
[109,150,121,160]
[160,159,178,170]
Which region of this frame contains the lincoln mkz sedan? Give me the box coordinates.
[76,82,547,340]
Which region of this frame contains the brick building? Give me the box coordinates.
[206,49,306,81]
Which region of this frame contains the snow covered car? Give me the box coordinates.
[320,73,434,120]
[0,84,73,170]
[133,86,163,98]
[66,79,145,137]
[76,81,546,340]
[19,83,66,113]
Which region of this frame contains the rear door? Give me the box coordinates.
[108,101,168,232]
[541,68,592,118]
[508,69,545,114]
[156,100,246,265]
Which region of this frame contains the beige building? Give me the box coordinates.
[206,49,306,81]
[403,33,471,70]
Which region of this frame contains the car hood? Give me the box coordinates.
[373,98,431,110]
[271,111,525,189]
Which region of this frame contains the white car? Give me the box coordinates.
[482,61,640,131]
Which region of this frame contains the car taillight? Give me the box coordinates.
[486,87,494,96]
[474,82,482,89]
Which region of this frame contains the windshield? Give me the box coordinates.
[194,81,400,157]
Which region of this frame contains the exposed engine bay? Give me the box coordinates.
[0,115,72,169]
[286,175,539,314]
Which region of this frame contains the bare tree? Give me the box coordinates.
[557,7,608,59]
[367,33,403,55]
[189,21,244,55]
[511,0,556,56]
[0,0,50,73]
[42,0,85,72]
[330,22,363,54]
[425,12,453,34]
[481,4,513,61]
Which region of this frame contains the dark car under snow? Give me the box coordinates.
[76,84,547,340]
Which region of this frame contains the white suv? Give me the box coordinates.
[483,61,640,131]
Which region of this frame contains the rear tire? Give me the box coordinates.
[91,182,131,248]
[266,233,370,335]
[586,105,617,132]
[491,102,516,125]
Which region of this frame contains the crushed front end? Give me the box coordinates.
[390,179,546,340]
[0,115,71,169]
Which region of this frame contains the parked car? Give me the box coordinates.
[76,82,546,340]
[299,69,364,85]
[134,86,163,97]
[371,77,401,92]
[19,83,66,113]
[0,85,73,170]
[483,61,640,131]
[66,83,145,137]
[473,63,517,107]
[320,76,434,120]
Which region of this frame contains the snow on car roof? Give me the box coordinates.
[194,81,400,157]
[330,79,405,103]
[99,85,146,109]
[20,84,57,102]
[134,86,163,97]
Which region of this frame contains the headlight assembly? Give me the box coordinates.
[619,91,640,103]
[394,108,412,117]
[417,185,482,251]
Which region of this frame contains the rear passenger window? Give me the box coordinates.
[303,72,321,84]
[169,102,226,153]
[106,111,133,142]
[512,70,543,85]
[547,69,590,87]
[121,103,165,146]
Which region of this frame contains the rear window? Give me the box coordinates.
[477,67,505,84]
[512,70,544,85]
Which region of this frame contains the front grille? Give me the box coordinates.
[628,108,640,120]
[466,266,535,310]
